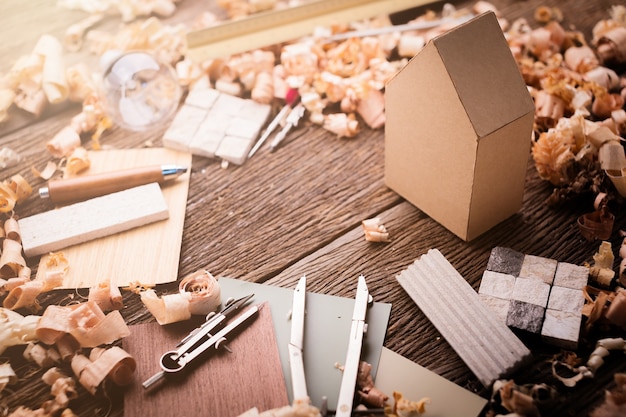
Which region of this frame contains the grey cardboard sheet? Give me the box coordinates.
[376,347,487,417]
[219,277,391,409]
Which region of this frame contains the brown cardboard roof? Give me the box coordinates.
[431,11,534,138]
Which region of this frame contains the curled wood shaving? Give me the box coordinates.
[36,301,130,348]
[63,146,91,176]
[553,337,626,387]
[0,175,32,213]
[391,391,430,417]
[23,342,61,368]
[34,35,69,104]
[0,307,39,355]
[87,279,123,312]
[32,161,58,181]
[0,238,26,280]
[0,362,17,394]
[0,148,22,170]
[41,367,78,414]
[59,0,179,22]
[179,270,221,315]
[362,217,390,243]
[71,346,136,395]
[488,379,557,417]
[322,113,360,138]
[2,249,65,312]
[141,270,221,324]
[356,361,388,408]
[63,14,104,52]
[46,126,81,159]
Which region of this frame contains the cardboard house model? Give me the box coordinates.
[384,11,535,241]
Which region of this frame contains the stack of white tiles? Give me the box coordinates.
[478,247,588,350]
[163,78,271,165]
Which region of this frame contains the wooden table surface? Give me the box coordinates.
[1,0,625,416]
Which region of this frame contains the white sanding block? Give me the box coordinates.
[19,183,169,258]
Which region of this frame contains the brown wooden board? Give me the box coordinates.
[123,301,289,417]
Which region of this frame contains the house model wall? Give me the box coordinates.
[384,11,535,241]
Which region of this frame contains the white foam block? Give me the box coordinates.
[19,183,169,258]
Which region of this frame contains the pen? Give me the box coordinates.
[39,164,188,204]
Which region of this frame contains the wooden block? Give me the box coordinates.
[123,302,289,417]
[486,246,525,276]
[506,300,545,334]
[541,309,582,350]
[396,248,531,387]
[19,183,168,258]
[553,262,589,290]
[547,286,585,314]
[34,148,192,289]
[478,270,515,300]
[511,276,551,307]
[519,254,558,285]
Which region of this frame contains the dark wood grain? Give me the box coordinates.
[0,1,624,417]
[123,302,288,417]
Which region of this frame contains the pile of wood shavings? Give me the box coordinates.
[512,5,626,204]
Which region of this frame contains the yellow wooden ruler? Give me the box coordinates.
[186,0,437,61]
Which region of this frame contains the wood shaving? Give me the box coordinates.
[0,176,32,213]
[391,391,430,417]
[362,217,390,243]
[31,161,59,181]
[23,342,61,368]
[0,307,39,355]
[63,146,91,176]
[46,126,81,159]
[553,337,626,387]
[71,346,136,395]
[322,113,360,138]
[356,361,388,408]
[140,269,221,324]
[87,279,123,312]
[0,362,17,394]
[41,367,78,414]
[179,269,221,315]
[58,0,180,22]
[63,13,104,52]
[0,148,22,170]
[2,246,65,311]
[35,301,130,348]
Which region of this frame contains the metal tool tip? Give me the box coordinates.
[38,187,50,199]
